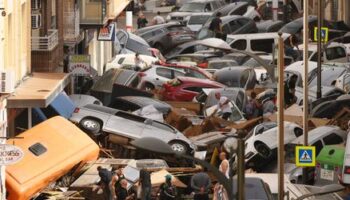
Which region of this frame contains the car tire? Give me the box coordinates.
[79,118,101,136]
[145,82,155,91]
[254,142,272,159]
[169,141,188,155]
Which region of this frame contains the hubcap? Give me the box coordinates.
[84,120,96,129]
[171,143,185,153]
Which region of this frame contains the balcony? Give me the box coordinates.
[31,29,59,51]
[64,9,83,45]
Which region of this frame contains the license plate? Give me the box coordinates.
[320,168,334,181]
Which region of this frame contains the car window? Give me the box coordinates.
[240,70,250,88]
[251,39,275,53]
[229,102,244,121]
[326,47,346,60]
[186,69,207,79]
[141,31,154,40]
[237,18,250,26]
[313,140,323,156]
[231,5,248,15]
[204,3,212,11]
[125,39,149,55]
[222,24,231,34]
[188,15,211,25]
[323,133,344,145]
[229,20,242,32]
[180,2,206,12]
[209,61,237,69]
[182,46,195,54]
[118,57,126,64]
[184,87,203,93]
[231,39,247,50]
[117,31,127,45]
[173,70,185,77]
[152,121,176,133]
[156,68,173,79]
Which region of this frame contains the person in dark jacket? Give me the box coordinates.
[97,166,113,200]
[209,12,223,39]
[137,12,148,29]
[191,172,211,200]
[284,74,298,108]
[158,174,177,200]
[139,169,152,200]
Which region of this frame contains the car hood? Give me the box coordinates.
[168,12,192,18]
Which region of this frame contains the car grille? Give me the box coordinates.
[171,16,183,21]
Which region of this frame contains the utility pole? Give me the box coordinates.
[316,0,323,99]
[277,32,285,200]
[302,0,309,184]
[126,11,133,32]
[0,1,5,199]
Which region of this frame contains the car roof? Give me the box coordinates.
[292,126,342,144]
[285,61,318,76]
[84,104,119,115]
[177,76,224,86]
[214,2,248,15]
[232,177,272,199]
[187,0,217,3]
[227,32,290,40]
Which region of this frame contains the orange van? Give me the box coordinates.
[6,116,99,200]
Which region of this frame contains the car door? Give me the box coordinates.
[105,112,145,139]
[228,19,242,34]
[154,67,175,87]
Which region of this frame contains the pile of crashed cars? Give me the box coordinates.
[8,0,350,199]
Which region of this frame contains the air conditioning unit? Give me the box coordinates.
[31,14,41,29]
[0,71,15,94]
[31,0,41,10]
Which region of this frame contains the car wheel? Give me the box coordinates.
[169,141,188,154]
[254,142,271,159]
[79,118,101,136]
[145,82,155,91]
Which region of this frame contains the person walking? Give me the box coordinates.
[191,172,211,200]
[137,12,148,29]
[157,174,177,200]
[152,11,165,25]
[219,152,230,179]
[96,166,113,200]
[214,92,232,120]
[284,74,298,108]
[118,179,135,200]
[110,167,125,200]
[208,12,223,39]
[139,169,152,200]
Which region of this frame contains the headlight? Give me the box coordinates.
[166,15,171,20]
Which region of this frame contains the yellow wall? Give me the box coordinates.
[0,0,30,84]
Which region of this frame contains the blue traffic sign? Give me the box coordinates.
[296,146,316,167]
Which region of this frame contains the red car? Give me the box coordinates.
[161,76,225,101]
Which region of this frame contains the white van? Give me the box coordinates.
[297,42,349,63]
[226,32,291,54]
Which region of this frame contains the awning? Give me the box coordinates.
[7,73,71,108]
[108,0,131,20]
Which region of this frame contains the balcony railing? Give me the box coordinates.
[64,9,81,42]
[31,29,59,51]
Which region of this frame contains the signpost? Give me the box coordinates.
[296,146,316,167]
[98,23,115,41]
[314,27,329,43]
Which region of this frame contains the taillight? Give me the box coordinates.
[138,72,146,77]
[74,108,80,113]
[344,166,350,174]
[198,62,208,68]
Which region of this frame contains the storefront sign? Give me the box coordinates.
[98,23,115,41]
[68,55,91,76]
[0,144,24,165]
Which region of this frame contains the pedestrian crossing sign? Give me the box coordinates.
[295,146,316,167]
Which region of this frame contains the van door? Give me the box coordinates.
[250,39,275,53]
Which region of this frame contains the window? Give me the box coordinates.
[229,20,242,32]
[174,70,185,77]
[117,57,126,64]
[204,3,212,11]
[79,0,107,25]
[313,140,323,156]
[251,39,275,53]
[141,31,154,40]
[156,68,172,79]
[231,5,248,16]
[323,133,344,145]
[230,40,247,50]
[222,25,231,34]
[184,87,203,93]
[326,47,346,60]
[240,70,250,88]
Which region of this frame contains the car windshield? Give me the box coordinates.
[228,102,245,121]
[243,58,270,68]
[126,39,151,56]
[188,15,211,25]
[91,69,137,92]
[179,2,205,12]
[197,28,212,39]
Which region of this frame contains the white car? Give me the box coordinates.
[244,121,303,161]
[105,54,158,72]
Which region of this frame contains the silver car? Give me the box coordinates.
[70,104,195,154]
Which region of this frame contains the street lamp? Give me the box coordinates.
[131,137,235,199]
